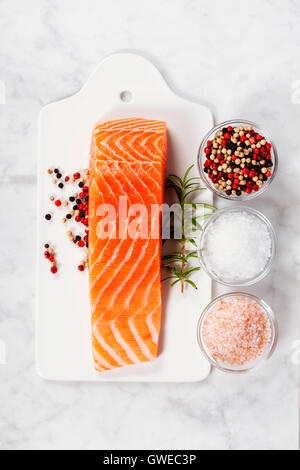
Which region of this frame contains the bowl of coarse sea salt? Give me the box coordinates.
[199,206,276,286]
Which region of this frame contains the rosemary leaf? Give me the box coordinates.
[162,164,217,293]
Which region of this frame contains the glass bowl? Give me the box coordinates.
[197,292,278,373]
[198,206,276,287]
[198,119,278,200]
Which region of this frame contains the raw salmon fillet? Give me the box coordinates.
[89,118,167,372]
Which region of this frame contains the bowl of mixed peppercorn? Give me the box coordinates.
[198,120,278,199]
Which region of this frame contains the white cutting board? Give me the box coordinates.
[37,53,213,382]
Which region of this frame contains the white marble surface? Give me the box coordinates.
[0,0,299,450]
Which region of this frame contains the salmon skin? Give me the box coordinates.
[89,118,167,372]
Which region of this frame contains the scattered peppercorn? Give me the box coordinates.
[45,168,89,274]
[44,244,58,273]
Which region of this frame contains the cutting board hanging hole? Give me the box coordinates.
[120,90,133,103]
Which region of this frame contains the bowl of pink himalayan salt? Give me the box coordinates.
[198,293,277,373]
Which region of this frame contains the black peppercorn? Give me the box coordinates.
[58,183,64,189]
[54,169,59,173]
[57,173,62,179]
[66,214,72,220]
[226,190,231,195]
[73,205,78,210]
[78,182,84,188]
[80,211,85,218]
[45,213,51,220]
[75,235,81,242]
[69,196,75,202]
[76,199,81,205]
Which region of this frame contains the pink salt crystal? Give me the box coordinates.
[203,297,272,366]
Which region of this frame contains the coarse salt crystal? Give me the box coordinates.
[201,210,272,283]
[202,296,272,366]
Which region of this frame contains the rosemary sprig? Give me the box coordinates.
[162,164,217,293]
